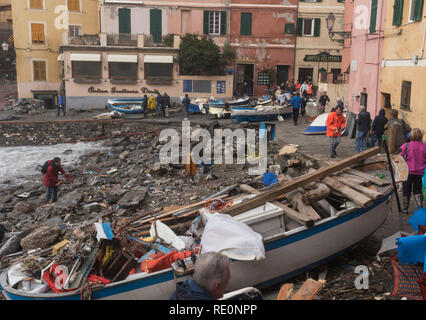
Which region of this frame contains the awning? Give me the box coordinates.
[108,54,138,63]
[70,53,101,62]
[144,55,173,64]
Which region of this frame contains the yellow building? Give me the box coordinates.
[381,0,426,132]
[11,0,99,107]
[295,0,345,97]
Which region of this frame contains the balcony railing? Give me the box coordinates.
[319,72,349,84]
[68,34,100,46]
[107,34,137,47]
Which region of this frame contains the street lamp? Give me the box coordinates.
[1,42,9,52]
[326,13,351,45]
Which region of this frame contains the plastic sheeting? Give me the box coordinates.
[200,212,265,261]
[408,208,426,233]
[396,235,426,272]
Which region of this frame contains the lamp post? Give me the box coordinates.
[326,13,351,45]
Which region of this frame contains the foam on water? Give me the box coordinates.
[0,142,107,186]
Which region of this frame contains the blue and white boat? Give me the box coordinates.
[304,111,348,135]
[208,96,250,118]
[106,98,144,114]
[231,105,292,123]
[0,159,396,300]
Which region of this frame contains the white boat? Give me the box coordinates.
[304,110,348,135]
[231,105,292,123]
[0,173,394,300]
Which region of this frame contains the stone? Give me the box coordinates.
[20,226,61,251]
[117,190,147,209]
[0,229,33,257]
[58,190,84,208]
[206,173,218,181]
[15,201,34,214]
[41,216,63,227]
[119,150,130,160]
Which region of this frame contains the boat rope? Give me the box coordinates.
[80,279,93,300]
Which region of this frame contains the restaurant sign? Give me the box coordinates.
[88,87,158,94]
[303,52,342,63]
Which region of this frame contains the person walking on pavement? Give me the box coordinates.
[318,91,330,114]
[355,105,371,152]
[290,92,303,126]
[399,128,426,213]
[142,94,148,118]
[182,94,190,120]
[370,109,388,148]
[387,109,411,154]
[156,93,164,117]
[57,94,66,116]
[43,157,70,203]
[163,93,171,118]
[326,105,346,158]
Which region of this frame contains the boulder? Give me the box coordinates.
[58,190,84,208]
[117,190,147,209]
[20,226,61,251]
[15,201,34,214]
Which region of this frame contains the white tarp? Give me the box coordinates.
[70,53,101,62]
[200,212,265,261]
[108,54,138,63]
[150,220,186,251]
[144,55,173,64]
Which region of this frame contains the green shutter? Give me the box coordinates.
[203,11,209,35]
[369,0,378,33]
[413,0,424,21]
[220,11,227,35]
[296,18,303,36]
[314,18,321,37]
[150,9,162,43]
[285,23,295,34]
[240,12,252,36]
[118,8,131,34]
[393,0,404,26]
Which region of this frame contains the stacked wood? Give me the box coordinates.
[302,183,331,205]
[322,177,374,208]
[277,279,326,300]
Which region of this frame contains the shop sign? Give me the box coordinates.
[303,52,342,63]
[88,87,156,94]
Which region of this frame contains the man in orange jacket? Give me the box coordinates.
[326,105,346,158]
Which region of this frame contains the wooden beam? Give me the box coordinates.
[335,177,383,200]
[290,192,322,221]
[272,201,315,228]
[239,184,261,195]
[322,177,374,207]
[277,283,294,300]
[290,279,326,300]
[302,183,331,205]
[346,169,390,186]
[221,148,380,216]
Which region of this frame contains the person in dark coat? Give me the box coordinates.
[43,157,67,203]
[156,93,164,117]
[163,93,171,117]
[355,105,371,152]
[370,109,388,148]
[182,94,190,120]
[142,94,148,118]
[170,252,230,300]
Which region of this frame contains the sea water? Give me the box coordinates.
[0,142,107,186]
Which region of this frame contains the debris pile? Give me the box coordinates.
[9,99,45,115]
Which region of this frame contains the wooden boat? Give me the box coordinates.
[208,96,250,118]
[304,110,348,135]
[231,105,292,123]
[106,98,144,114]
[0,153,402,300]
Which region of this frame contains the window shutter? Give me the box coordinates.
[68,0,80,12]
[314,18,321,37]
[31,23,45,43]
[413,0,424,21]
[150,9,162,43]
[296,18,303,36]
[30,0,43,9]
[392,0,404,26]
[285,23,295,34]
[369,0,378,33]
[203,11,209,35]
[119,8,131,34]
[40,61,46,81]
[240,12,252,36]
[220,11,227,35]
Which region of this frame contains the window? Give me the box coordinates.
[369,0,378,33]
[67,0,80,12]
[360,93,368,108]
[150,9,162,43]
[409,0,424,22]
[240,12,252,36]
[296,18,320,37]
[29,0,43,9]
[193,80,211,93]
[382,93,392,108]
[109,62,137,80]
[393,0,404,26]
[145,63,172,82]
[400,81,411,110]
[31,23,45,44]
[203,11,227,35]
[284,23,295,34]
[69,25,81,37]
[33,60,46,81]
[72,61,101,79]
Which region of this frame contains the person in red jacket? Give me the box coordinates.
[326,105,346,158]
[44,157,66,203]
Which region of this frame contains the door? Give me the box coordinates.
[276,65,289,86]
[236,64,254,96]
[298,67,313,83]
[150,9,162,44]
[181,10,191,34]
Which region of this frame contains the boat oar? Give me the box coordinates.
[382,135,402,213]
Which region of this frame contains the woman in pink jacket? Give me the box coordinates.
[400,128,426,213]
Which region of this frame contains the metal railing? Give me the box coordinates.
[106,34,137,47]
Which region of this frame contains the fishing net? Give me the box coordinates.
[391,255,425,300]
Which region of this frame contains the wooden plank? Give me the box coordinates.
[335,177,383,200]
[290,279,326,300]
[221,148,380,216]
[272,201,314,228]
[291,192,322,221]
[239,184,261,195]
[322,176,374,207]
[346,169,390,186]
[337,173,368,185]
[302,183,331,205]
[277,283,294,300]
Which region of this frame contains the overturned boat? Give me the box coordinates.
[106,98,144,115]
[0,150,403,300]
[231,104,292,123]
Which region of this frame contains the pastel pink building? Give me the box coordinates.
[342,0,386,117]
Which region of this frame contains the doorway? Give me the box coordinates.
[33,92,58,109]
[236,63,254,96]
[298,67,313,83]
[276,65,289,87]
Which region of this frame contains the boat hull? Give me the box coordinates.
[231,106,292,123]
[109,104,144,114]
[1,190,392,300]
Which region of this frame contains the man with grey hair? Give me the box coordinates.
[355,105,371,152]
[170,252,231,300]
